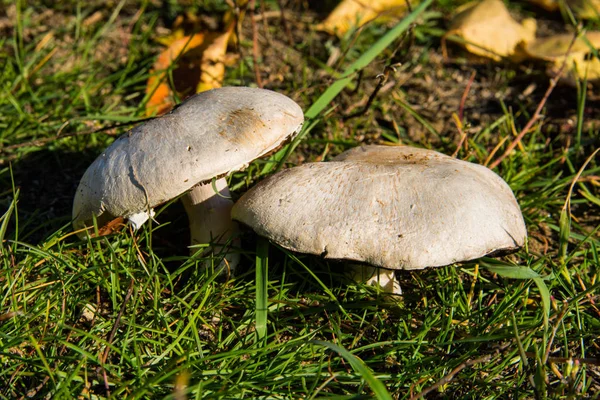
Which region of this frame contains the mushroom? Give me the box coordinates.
[231,145,527,294]
[73,87,304,270]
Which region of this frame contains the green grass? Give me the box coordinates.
[1,1,599,399]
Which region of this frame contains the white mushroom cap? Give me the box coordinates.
[231,145,527,270]
[73,87,304,232]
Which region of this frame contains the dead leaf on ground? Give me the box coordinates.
[146,33,205,116]
[447,0,536,61]
[527,0,600,18]
[526,0,560,11]
[317,0,419,37]
[570,0,600,18]
[524,32,600,85]
[145,12,238,116]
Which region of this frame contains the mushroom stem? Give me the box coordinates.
[182,178,240,273]
[348,265,402,295]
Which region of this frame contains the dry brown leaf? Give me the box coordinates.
[525,32,600,84]
[146,33,205,116]
[145,8,239,116]
[197,25,234,93]
[448,0,536,61]
[317,0,418,37]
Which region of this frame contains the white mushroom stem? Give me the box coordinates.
[181,178,240,273]
[347,265,402,295]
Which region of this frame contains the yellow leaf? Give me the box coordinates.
[155,13,205,47]
[146,33,206,116]
[145,23,235,116]
[448,0,536,61]
[224,0,248,47]
[197,24,235,93]
[526,0,560,11]
[569,0,600,19]
[318,0,418,37]
[524,32,600,85]
[527,0,600,18]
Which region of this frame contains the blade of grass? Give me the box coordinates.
[575,72,587,148]
[484,264,551,330]
[0,190,17,244]
[256,236,269,343]
[533,277,551,331]
[559,148,600,274]
[304,0,433,121]
[311,340,393,400]
[393,96,442,140]
[262,0,434,174]
[482,264,543,279]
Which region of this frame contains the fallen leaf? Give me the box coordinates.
[524,32,600,85]
[146,33,206,116]
[145,15,236,116]
[318,0,418,37]
[527,0,600,18]
[447,0,536,61]
[526,0,560,11]
[224,0,249,46]
[568,0,600,18]
[96,217,126,236]
[197,26,234,93]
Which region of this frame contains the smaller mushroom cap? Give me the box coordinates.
[73,87,304,232]
[232,145,527,270]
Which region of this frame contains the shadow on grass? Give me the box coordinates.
[0,147,191,257]
[1,148,97,242]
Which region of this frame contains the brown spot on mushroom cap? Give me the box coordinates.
[232,145,527,270]
[218,107,269,146]
[333,144,444,165]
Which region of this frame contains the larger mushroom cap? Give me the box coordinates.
[231,145,527,270]
[73,87,304,232]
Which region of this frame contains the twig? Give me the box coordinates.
[452,70,477,157]
[451,115,466,158]
[544,301,570,364]
[409,355,492,400]
[249,0,263,88]
[459,70,476,122]
[343,63,400,120]
[100,278,135,396]
[350,70,364,95]
[488,33,579,169]
[259,0,272,46]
